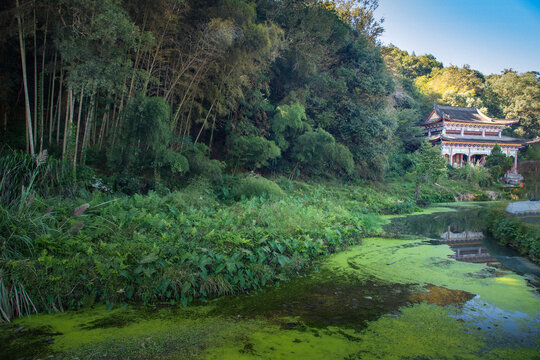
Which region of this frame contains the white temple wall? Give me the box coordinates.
[440,145,518,158]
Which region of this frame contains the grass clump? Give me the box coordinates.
[233,176,285,200]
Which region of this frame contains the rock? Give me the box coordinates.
[70,221,84,233]
[74,203,90,216]
[506,201,540,215]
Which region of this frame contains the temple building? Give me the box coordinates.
[420,104,533,172]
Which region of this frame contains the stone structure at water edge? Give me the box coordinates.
[420,104,536,172]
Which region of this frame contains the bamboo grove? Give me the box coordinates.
[0,0,399,185]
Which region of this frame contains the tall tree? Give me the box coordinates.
[15,0,35,155]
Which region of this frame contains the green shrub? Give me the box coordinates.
[451,163,492,187]
[292,129,354,177]
[187,153,224,182]
[233,176,285,200]
[0,147,93,205]
[270,102,309,151]
[485,145,513,180]
[227,135,281,170]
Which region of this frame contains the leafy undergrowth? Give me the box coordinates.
[0,178,382,318]
[0,176,497,320]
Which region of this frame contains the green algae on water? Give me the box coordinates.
[327,237,540,315]
[350,303,487,360]
[2,233,539,360]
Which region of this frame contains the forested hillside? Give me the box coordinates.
[1,0,538,189]
[0,0,399,190]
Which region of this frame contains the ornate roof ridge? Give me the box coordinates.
[432,104,519,124]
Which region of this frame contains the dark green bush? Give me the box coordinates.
[187,152,224,182]
[292,129,355,177]
[227,135,281,170]
[450,163,492,187]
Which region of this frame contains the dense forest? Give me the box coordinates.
[0,0,539,326]
[0,0,538,189]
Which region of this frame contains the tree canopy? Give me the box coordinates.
[0,1,538,189]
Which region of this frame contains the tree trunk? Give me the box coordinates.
[111,97,125,147]
[172,60,207,130]
[194,97,217,145]
[17,0,35,155]
[39,8,48,152]
[38,70,44,152]
[97,110,108,150]
[80,93,95,165]
[62,86,73,159]
[127,13,147,99]
[48,51,57,145]
[33,4,37,151]
[73,88,84,167]
[208,115,216,151]
[142,17,171,95]
[55,65,63,145]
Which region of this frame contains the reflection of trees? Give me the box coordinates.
[386,209,486,238]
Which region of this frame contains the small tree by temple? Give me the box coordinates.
[412,141,447,202]
[485,145,513,180]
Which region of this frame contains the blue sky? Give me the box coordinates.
[374,0,540,75]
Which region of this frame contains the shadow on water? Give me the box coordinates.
[207,273,418,330]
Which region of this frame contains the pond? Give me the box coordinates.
[1,205,539,359]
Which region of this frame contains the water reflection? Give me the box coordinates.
[439,229,501,267]
[385,207,540,281]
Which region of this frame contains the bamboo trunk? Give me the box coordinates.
[17,0,35,155]
[32,5,37,151]
[47,51,57,145]
[73,89,84,167]
[97,111,108,150]
[56,66,63,145]
[80,93,95,165]
[39,9,48,152]
[62,86,72,158]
